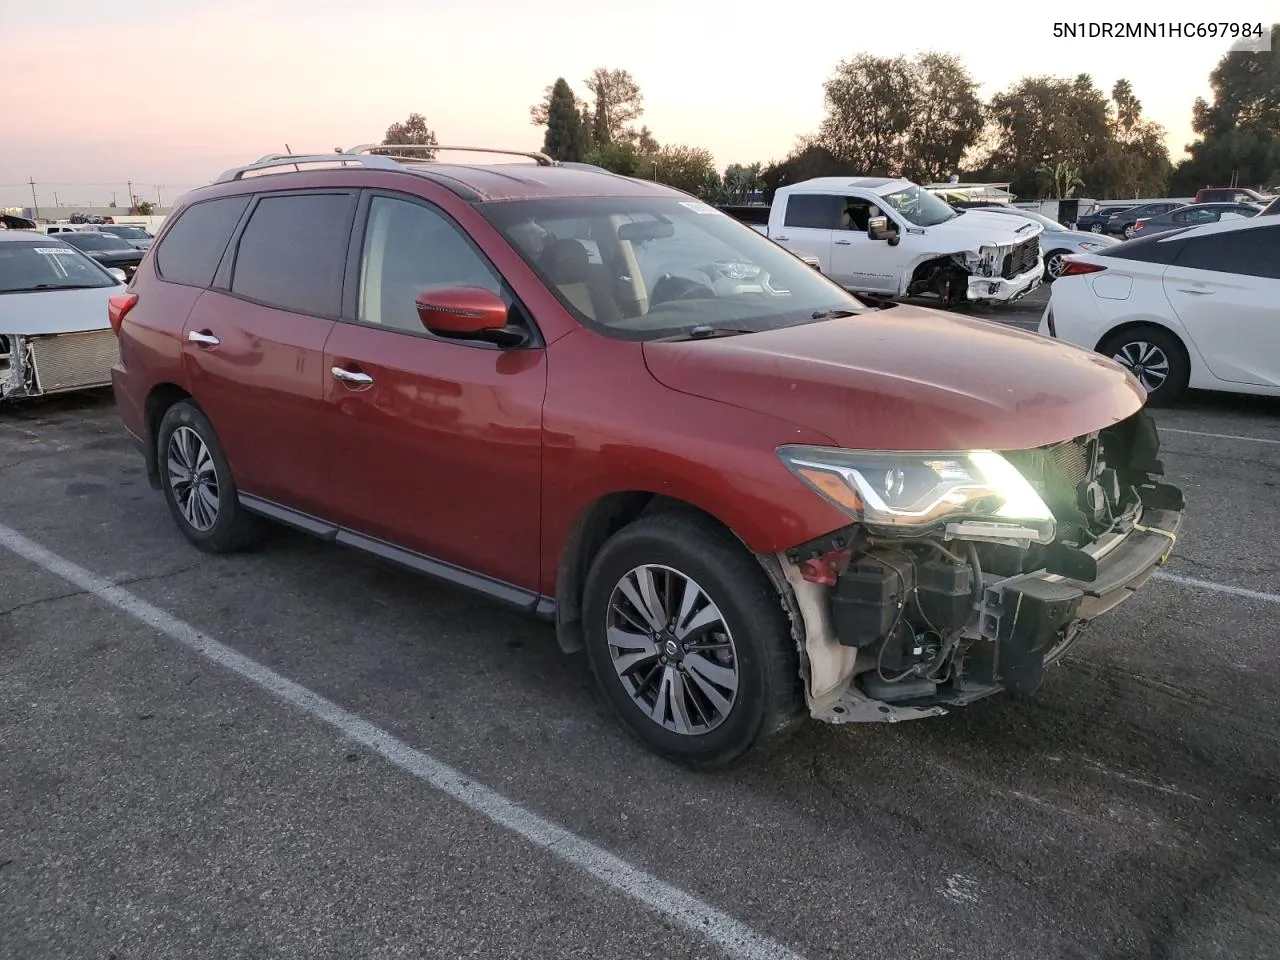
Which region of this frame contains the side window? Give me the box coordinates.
[155,196,250,287]
[230,193,355,316]
[783,194,841,230]
[838,197,881,232]
[1174,225,1280,279]
[357,195,504,333]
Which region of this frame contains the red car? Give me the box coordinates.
[109,146,1185,767]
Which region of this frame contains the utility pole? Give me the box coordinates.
[156,186,163,209]
[28,177,39,220]
[53,191,60,207]
[127,180,134,213]
[111,191,117,208]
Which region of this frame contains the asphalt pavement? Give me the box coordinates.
[2,297,1278,960]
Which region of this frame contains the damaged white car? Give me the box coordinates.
[0,231,127,402]
[729,177,1044,306]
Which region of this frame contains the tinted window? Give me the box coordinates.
[1174,225,1280,279]
[0,240,115,292]
[783,194,842,229]
[231,193,355,316]
[357,196,503,333]
[63,232,134,251]
[156,196,250,287]
[1102,233,1189,264]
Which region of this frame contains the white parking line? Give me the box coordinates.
[1159,427,1280,446]
[1153,571,1280,605]
[0,522,804,960]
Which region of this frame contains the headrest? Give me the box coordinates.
[539,238,591,285]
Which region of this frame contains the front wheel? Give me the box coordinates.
[581,512,805,768]
[1043,249,1070,281]
[1090,223,1104,234]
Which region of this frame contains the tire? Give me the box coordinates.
[1123,224,1136,239]
[1090,223,1104,234]
[1043,249,1070,281]
[156,401,264,553]
[1099,325,1190,406]
[581,511,805,768]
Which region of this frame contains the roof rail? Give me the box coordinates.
[345,144,555,167]
[215,143,558,184]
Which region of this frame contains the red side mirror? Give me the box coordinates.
[415,285,508,337]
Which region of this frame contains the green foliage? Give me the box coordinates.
[633,144,719,196]
[587,140,640,176]
[542,78,588,162]
[379,113,438,160]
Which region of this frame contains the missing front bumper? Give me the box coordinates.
[966,263,1043,302]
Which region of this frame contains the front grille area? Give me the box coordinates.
[1001,236,1040,279]
[1046,436,1092,487]
[29,330,118,394]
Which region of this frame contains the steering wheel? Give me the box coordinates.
[649,273,716,309]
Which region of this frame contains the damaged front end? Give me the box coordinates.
[770,410,1184,723]
[0,329,119,402]
[0,333,37,400]
[907,234,1043,305]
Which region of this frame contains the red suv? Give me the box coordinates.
[110,146,1185,766]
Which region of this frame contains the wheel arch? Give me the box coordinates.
[1094,319,1190,363]
[142,382,196,489]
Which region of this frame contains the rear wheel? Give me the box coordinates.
[157,401,264,553]
[581,512,805,768]
[1099,325,1190,406]
[1123,224,1137,239]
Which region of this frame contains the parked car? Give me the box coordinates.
[44,223,100,235]
[1258,196,1280,216]
[1193,186,1269,205]
[1041,216,1280,405]
[0,231,128,401]
[110,145,1185,767]
[59,230,145,277]
[965,205,1120,279]
[98,223,154,250]
[1132,202,1262,237]
[1104,201,1186,238]
[722,177,1044,305]
[1075,204,1135,234]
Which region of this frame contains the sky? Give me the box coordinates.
[2,0,1275,209]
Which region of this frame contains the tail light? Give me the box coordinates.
[108,293,139,335]
[1133,220,1146,232]
[1057,257,1107,278]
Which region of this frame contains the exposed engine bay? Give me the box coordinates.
[771,410,1185,722]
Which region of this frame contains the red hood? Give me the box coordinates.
[642,306,1145,451]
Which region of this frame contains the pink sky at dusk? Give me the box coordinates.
[3,0,1275,209]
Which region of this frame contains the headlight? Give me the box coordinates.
[777,446,1055,543]
[1077,240,1106,251]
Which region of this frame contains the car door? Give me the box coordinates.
[320,191,546,592]
[1161,223,1280,386]
[181,189,357,515]
[770,194,835,273]
[827,195,901,293]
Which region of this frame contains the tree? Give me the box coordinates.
[378,112,438,160]
[1088,80,1171,198]
[584,68,644,145]
[634,126,660,154]
[761,142,861,202]
[633,144,718,195]
[541,78,588,162]
[901,53,984,182]
[133,199,154,216]
[586,140,640,176]
[1174,23,1280,191]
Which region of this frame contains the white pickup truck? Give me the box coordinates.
[726,177,1045,306]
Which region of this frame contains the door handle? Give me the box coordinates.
[187,330,220,346]
[835,239,852,245]
[1176,287,1213,295]
[773,235,790,242]
[331,366,374,385]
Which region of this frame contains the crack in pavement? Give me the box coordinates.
[0,559,211,619]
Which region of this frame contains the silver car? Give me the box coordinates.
[968,205,1120,280]
[0,230,127,402]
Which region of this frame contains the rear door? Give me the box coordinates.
[181,189,357,514]
[770,194,835,274]
[1162,224,1280,386]
[319,191,546,591]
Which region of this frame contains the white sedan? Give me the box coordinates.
[1038,216,1280,405]
[0,230,128,402]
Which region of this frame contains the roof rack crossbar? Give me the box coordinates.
[345,143,555,167]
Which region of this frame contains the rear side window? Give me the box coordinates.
[1174,225,1280,279]
[230,193,356,317]
[784,194,842,229]
[1101,233,1188,264]
[156,196,250,287]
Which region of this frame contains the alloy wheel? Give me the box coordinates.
[1090,223,1104,233]
[605,563,740,735]
[1046,253,1067,278]
[1112,340,1170,392]
[166,426,220,531]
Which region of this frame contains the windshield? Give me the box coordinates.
[64,232,133,251]
[103,226,149,239]
[879,185,958,227]
[480,196,870,340]
[0,240,116,292]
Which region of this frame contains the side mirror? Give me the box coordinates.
[107,267,127,282]
[415,285,527,347]
[867,216,896,242]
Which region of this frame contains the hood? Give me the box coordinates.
[0,284,120,335]
[88,249,143,263]
[928,209,1044,247]
[642,306,1145,452]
